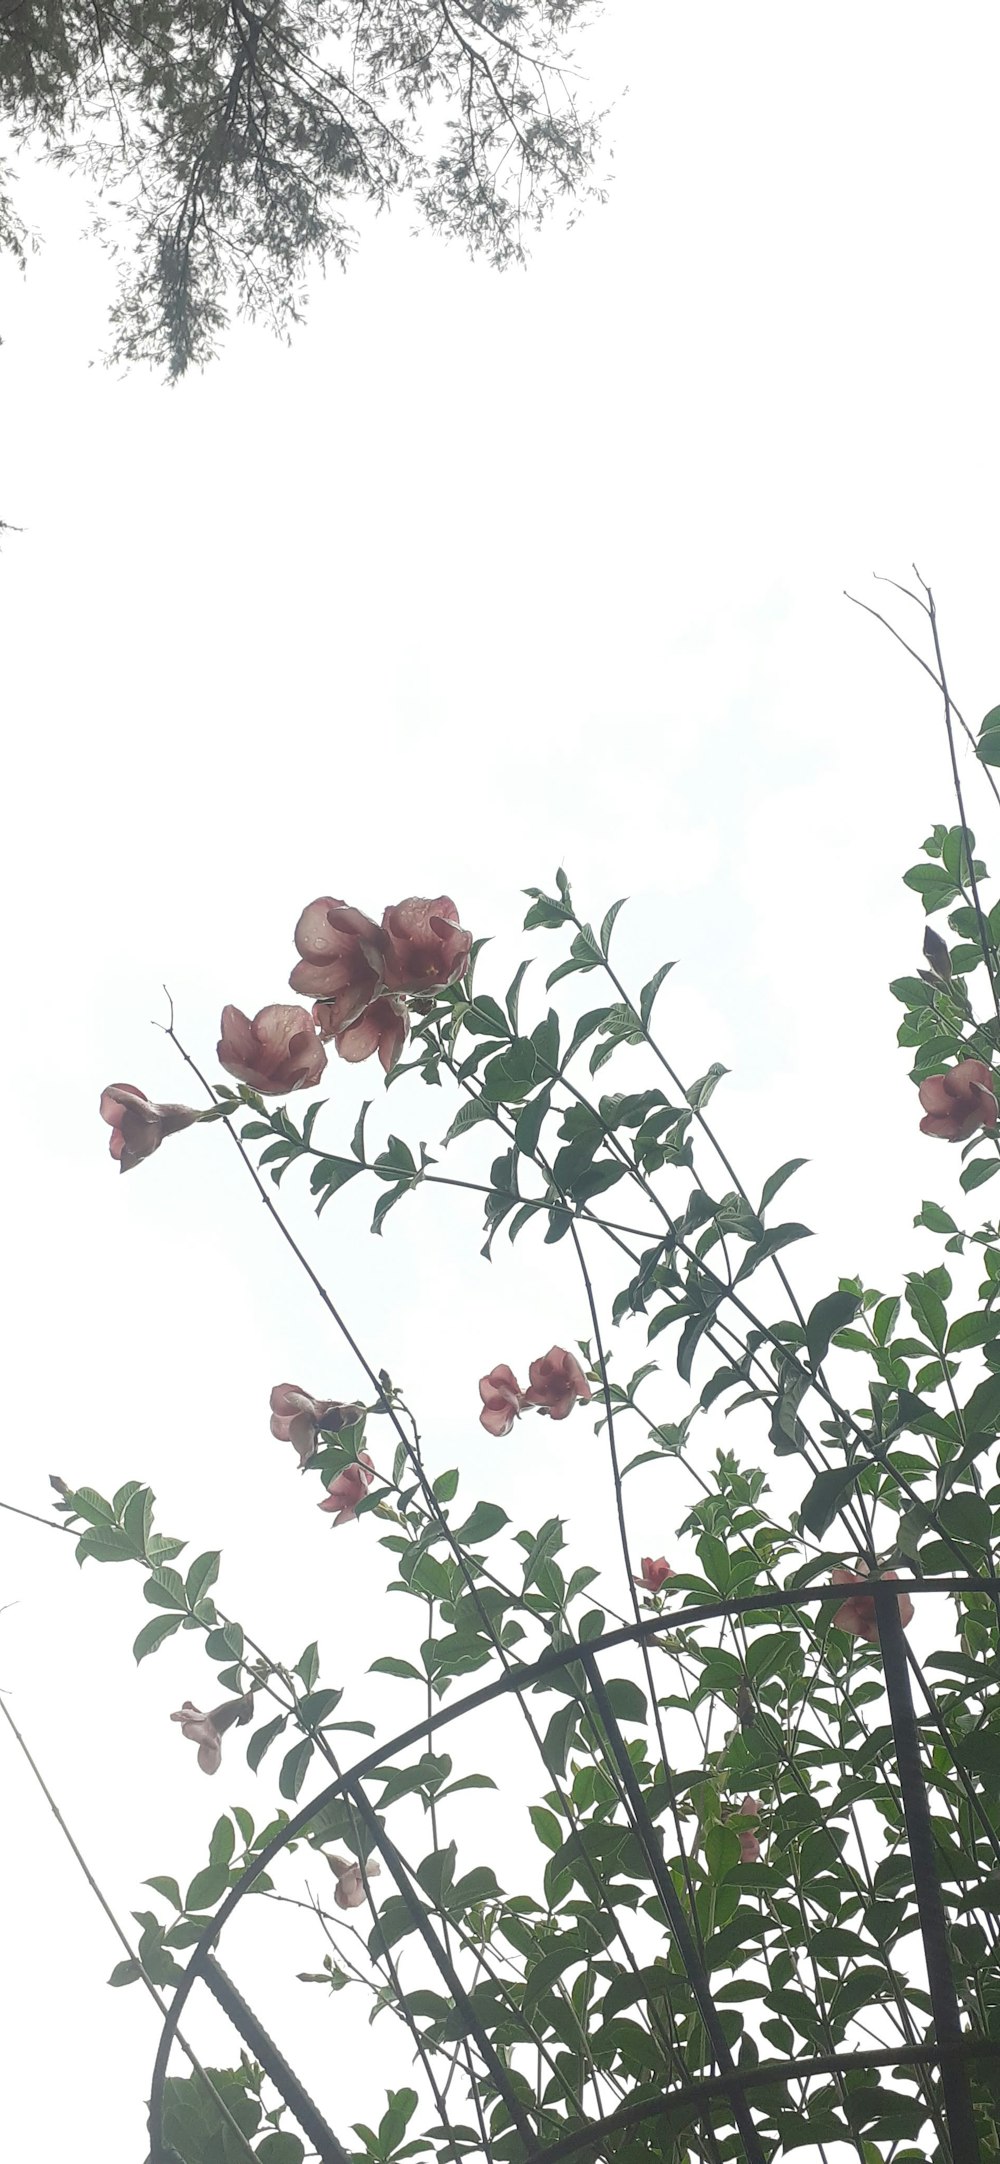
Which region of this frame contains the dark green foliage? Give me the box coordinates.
[1,0,606,374]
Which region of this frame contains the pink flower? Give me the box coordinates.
[269,1385,362,1469]
[217,1004,327,1094]
[170,1693,255,1775]
[634,1556,674,1595]
[289,898,380,1025]
[329,996,409,1074]
[525,1346,592,1422]
[736,1795,762,1864]
[479,1364,527,1437]
[918,1059,998,1142]
[318,1451,375,1525]
[830,1564,915,1644]
[100,1084,200,1174]
[377,897,472,994]
[326,1851,381,1910]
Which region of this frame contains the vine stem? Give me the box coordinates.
[0,1691,261,2164]
[162,1011,705,2104]
[920,571,1000,1027]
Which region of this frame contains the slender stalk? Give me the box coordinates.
[0,1693,261,2164]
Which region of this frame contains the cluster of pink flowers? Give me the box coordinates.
[218,894,472,1093]
[100,893,471,1171]
[270,1383,374,1524]
[479,1347,591,1434]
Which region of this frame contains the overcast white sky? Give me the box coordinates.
[3,2,1000,2157]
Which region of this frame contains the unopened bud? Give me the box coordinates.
[49,1474,70,1497]
[922,926,952,980]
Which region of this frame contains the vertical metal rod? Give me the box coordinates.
[347,1779,538,2154]
[581,1654,767,2164]
[201,1953,352,2164]
[875,1583,983,2164]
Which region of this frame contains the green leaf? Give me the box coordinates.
[373,1134,417,1179]
[735,1223,811,1280]
[514,1087,551,1160]
[414,1843,457,1906]
[947,1309,1000,1351]
[298,1688,343,1729]
[705,1823,741,1880]
[246,1715,287,1772]
[300,1099,324,1149]
[562,1007,610,1066]
[185,1862,230,1913]
[481,1039,538,1105]
[453,1501,508,1544]
[350,1102,371,1163]
[279,1737,315,1801]
[144,1876,183,1910]
[185,1552,221,1607]
[686,1062,728,1111]
[523,890,572,930]
[295,1642,320,1691]
[872,1296,900,1344]
[601,1677,647,1723]
[133,1613,182,1664]
[939,1493,993,1547]
[450,1866,501,1908]
[69,1485,115,1525]
[600,898,627,954]
[371,1183,407,1235]
[676,1303,722,1381]
[963,1373,1000,1434]
[504,961,532,1031]
[639,963,676,1028]
[443,1098,494,1146]
[941,824,978,882]
[121,1485,153,1550]
[915,1200,958,1234]
[310,1155,364,1199]
[75,1524,137,1565]
[800,1464,865,1538]
[462,994,508,1038]
[532,1010,561,1070]
[142,1565,188,1610]
[108,1960,141,1988]
[521,1515,565,1588]
[370,1656,425,1682]
[209,1816,236,1871]
[806,1290,860,1368]
[961,1155,1000,1192]
[902,863,960,912]
[256,2136,306,2164]
[905,1275,949,1350]
[889,975,935,1007]
[759,1158,808,1213]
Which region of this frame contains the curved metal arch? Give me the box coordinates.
[148,1575,1000,2164]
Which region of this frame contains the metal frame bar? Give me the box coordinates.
[875,1583,983,2163]
[146,1577,1000,2164]
[201,1956,351,2164]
